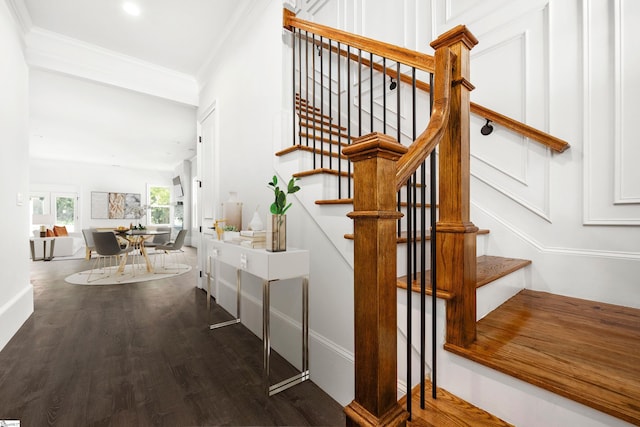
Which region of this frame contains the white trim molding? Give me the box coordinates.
[583,0,640,225]
[0,284,33,353]
[25,27,198,106]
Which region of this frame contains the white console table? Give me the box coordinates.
[207,239,310,396]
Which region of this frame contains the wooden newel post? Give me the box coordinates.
[343,132,409,427]
[430,26,479,348]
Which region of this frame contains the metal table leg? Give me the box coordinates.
[210,268,242,329]
[264,276,310,396]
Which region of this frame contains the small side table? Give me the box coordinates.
[208,239,310,396]
[30,237,56,261]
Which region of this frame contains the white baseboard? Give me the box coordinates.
[0,283,33,352]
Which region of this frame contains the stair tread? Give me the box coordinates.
[445,289,640,425]
[299,114,347,131]
[275,144,343,159]
[294,168,352,178]
[400,379,513,427]
[299,132,352,146]
[299,122,351,139]
[396,255,530,299]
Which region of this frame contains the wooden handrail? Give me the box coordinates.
[283,8,570,154]
[284,8,435,73]
[396,46,453,190]
[470,102,569,153]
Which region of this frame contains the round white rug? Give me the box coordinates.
[65,263,191,285]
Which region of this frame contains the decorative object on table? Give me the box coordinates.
[214,218,226,240]
[248,205,264,231]
[238,229,267,249]
[32,214,54,237]
[223,225,240,242]
[266,175,301,252]
[222,191,243,231]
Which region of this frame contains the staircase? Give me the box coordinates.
[282,9,639,427]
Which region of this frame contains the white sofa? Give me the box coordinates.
[30,231,84,258]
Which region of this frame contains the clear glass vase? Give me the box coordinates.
[266,214,286,252]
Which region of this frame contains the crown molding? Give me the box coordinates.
[196,0,268,88]
[26,27,198,106]
[4,0,32,47]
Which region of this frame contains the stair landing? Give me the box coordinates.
[446,289,640,425]
[400,380,513,426]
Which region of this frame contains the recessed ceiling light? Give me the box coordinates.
[122,2,141,16]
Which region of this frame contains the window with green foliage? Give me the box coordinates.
[149,186,171,225]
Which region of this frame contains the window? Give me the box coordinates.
[148,185,171,225]
[54,194,77,232]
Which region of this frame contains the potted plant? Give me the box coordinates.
[266,175,300,251]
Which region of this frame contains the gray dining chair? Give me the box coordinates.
[144,226,172,249]
[81,228,96,259]
[88,231,133,283]
[153,229,188,272]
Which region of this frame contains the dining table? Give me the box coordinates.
[115,229,170,273]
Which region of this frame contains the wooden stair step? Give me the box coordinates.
[275,144,344,159]
[293,168,352,179]
[299,132,352,146]
[444,289,640,425]
[296,106,333,122]
[299,114,346,131]
[299,121,351,139]
[396,255,530,300]
[399,379,513,426]
[315,198,353,205]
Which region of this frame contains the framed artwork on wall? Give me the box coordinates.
[91,191,142,219]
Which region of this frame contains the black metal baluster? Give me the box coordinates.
[328,38,333,171]
[298,28,302,147]
[292,27,296,147]
[406,171,413,420]
[358,49,362,138]
[370,52,374,133]
[383,58,387,134]
[319,36,324,169]
[312,33,317,169]
[337,42,342,199]
[411,67,425,409]
[347,46,352,199]
[305,31,309,148]
[397,61,402,238]
[429,72,437,401]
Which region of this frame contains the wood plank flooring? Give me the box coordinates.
[0,248,345,426]
[445,289,640,425]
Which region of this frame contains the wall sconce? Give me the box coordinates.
[389,77,397,90]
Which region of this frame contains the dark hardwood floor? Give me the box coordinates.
[0,247,345,426]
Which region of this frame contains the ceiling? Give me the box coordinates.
[19,0,255,172]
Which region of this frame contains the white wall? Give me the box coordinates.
[292,0,640,308]
[0,0,33,352]
[197,0,356,405]
[30,158,172,230]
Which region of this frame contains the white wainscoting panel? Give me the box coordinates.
[584,0,640,224]
[614,0,640,204]
[470,7,552,220]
